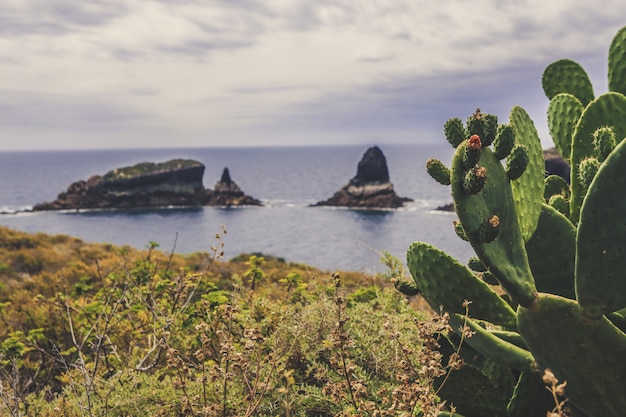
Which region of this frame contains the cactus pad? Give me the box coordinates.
[517,294,626,417]
[570,92,626,223]
[547,93,583,162]
[509,106,545,241]
[608,25,626,95]
[525,204,576,299]
[576,138,626,317]
[451,143,537,307]
[448,313,534,371]
[406,242,516,328]
[542,59,594,106]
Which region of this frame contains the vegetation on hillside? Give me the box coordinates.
[0,225,465,416]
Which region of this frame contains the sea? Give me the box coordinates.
[0,144,474,273]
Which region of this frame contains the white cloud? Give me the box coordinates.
[0,0,624,149]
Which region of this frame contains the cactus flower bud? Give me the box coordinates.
[506,145,529,180]
[493,124,516,160]
[444,117,466,148]
[426,158,451,185]
[463,165,487,194]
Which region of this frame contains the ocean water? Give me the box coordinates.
[0,144,474,272]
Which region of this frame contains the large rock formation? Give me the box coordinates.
[33,160,261,211]
[313,146,412,209]
[205,168,262,206]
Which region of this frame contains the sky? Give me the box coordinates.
[0,1,625,151]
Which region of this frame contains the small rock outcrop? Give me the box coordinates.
[33,160,262,211]
[205,168,262,207]
[313,146,412,209]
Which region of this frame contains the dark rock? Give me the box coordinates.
[312,146,412,209]
[33,160,263,211]
[435,202,455,212]
[205,168,262,207]
[543,148,570,183]
[33,159,208,211]
[354,146,390,184]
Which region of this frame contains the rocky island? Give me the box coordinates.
[206,168,262,207]
[312,146,412,209]
[33,159,261,211]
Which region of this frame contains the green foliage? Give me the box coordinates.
[406,25,626,417]
[102,159,202,182]
[0,225,456,416]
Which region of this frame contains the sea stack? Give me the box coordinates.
[313,146,412,209]
[205,168,262,207]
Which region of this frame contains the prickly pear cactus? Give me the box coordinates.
[408,26,626,417]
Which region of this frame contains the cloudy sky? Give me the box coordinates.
[0,1,624,151]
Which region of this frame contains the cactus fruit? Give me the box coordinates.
[505,145,529,180]
[453,220,468,241]
[462,165,487,194]
[592,126,617,162]
[577,157,600,192]
[547,194,568,216]
[467,257,487,272]
[473,214,500,243]
[493,124,515,160]
[462,134,482,168]
[466,109,487,139]
[426,158,451,185]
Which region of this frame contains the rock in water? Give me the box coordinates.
[313,146,412,209]
[205,168,262,206]
[33,160,262,211]
[33,159,208,210]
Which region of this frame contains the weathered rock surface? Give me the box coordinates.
[33,160,262,211]
[205,168,262,206]
[312,146,412,209]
